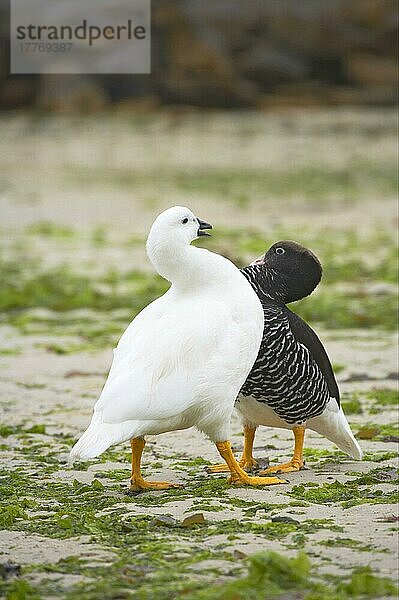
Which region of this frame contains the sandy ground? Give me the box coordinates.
[0,326,398,586]
[0,109,398,597]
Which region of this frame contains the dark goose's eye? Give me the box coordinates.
[182,218,189,224]
[275,247,285,255]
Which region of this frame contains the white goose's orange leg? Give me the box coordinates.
[206,426,258,473]
[129,438,181,492]
[215,440,285,486]
[259,426,305,475]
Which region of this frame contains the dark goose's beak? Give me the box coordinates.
[250,254,265,266]
[197,219,212,237]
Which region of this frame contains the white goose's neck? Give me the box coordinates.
[147,240,189,282]
[147,238,222,291]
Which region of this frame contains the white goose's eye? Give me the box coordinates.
[275,247,285,255]
[182,217,189,224]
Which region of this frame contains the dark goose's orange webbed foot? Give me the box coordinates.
[260,426,305,475]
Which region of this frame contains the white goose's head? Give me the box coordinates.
[146,206,212,281]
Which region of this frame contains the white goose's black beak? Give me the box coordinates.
[197,219,212,237]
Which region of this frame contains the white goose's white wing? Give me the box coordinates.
[95,294,240,424]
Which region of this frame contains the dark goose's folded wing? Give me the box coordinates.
[283,307,340,406]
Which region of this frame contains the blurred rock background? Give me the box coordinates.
[0,0,397,112]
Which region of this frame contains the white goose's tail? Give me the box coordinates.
[69,412,136,462]
[308,398,362,460]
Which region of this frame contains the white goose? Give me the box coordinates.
[70,206,284,490]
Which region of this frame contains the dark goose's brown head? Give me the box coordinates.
[250,240,322,304]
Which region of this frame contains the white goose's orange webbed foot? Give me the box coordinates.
[216,441,286,486]
[206,425,258,474]
[129,437,181,492]
[129,476,181,492]
[260,425,305,475]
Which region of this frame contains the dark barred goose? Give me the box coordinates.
[208,241,362,476]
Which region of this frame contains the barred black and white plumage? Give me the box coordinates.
[235,241,362,461]
[239,301,331,425]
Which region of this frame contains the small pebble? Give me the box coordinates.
[151,515,177,528]
[181,513,206,527]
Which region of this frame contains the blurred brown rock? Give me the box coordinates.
[153,3,257,107]
[344,0,395,27]
[0,78,36,109]
[346,53,397,87]
[240,44,310,87]
[36,76,108,113]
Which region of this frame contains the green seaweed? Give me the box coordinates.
[67,162,398,204]
[4,579,41,600]
[0,505,28,528]
[26,221,76,239]
[367,388,398,414]
[320,537,387,553]
[340,566,398,597]
[0,457,397,599]
[361,451,398,463]
[1,224,398,339]
[183,551,311,599]
[289,474,399,507]
[0,347,22,356]
[0,255,169,314]
[341,396,363,415]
